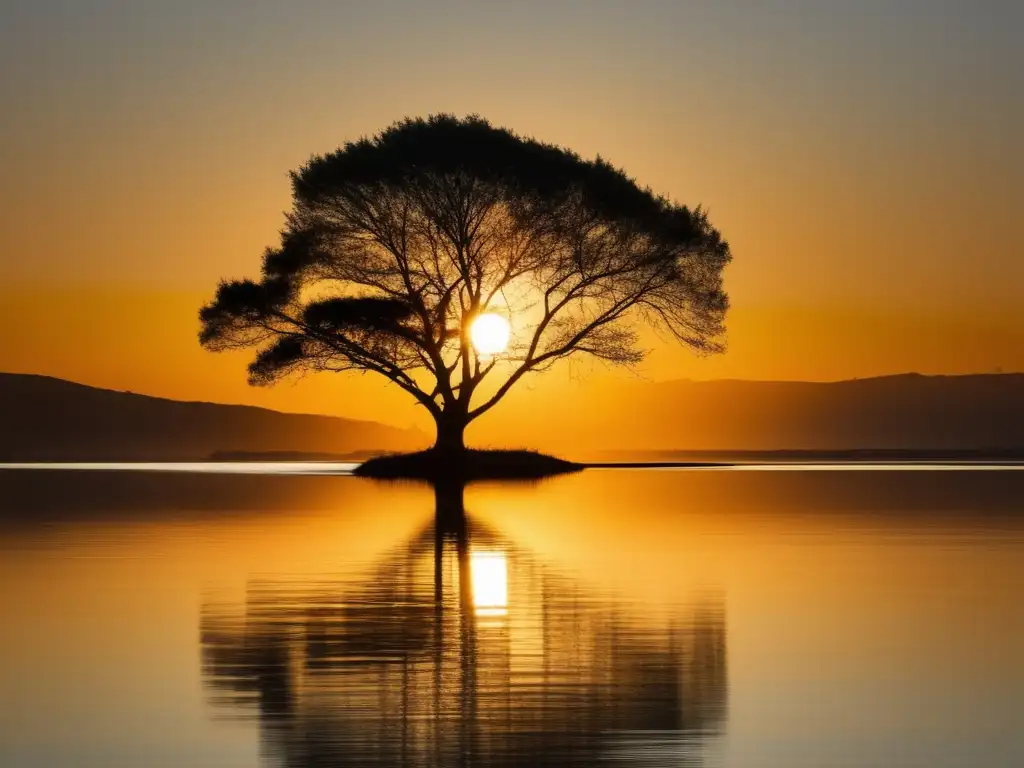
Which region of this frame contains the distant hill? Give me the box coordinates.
[3,372,1023,462]
[482,373,1024,456]
[0,373,426,461]
[642,373,1024,451]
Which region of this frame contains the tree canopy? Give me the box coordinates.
[200,114,731,451]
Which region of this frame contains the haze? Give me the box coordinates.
[2,0,1021,432]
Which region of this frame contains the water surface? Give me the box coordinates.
[1,468,1022,767]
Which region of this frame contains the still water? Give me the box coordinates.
[1,468,1022,767]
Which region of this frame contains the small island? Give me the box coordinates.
[354,449,582,482]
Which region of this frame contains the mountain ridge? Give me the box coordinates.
[3,371,1023,460]
[478,372,1024,454]
[0,372,426,461]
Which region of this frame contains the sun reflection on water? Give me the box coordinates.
[470,550,508,616]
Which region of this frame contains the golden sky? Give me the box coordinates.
[1,1,1021,428]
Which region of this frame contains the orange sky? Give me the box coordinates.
[1,1,1021,429]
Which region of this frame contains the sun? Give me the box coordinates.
[470,313,510,356]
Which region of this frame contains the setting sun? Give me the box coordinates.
[470,313,511,356]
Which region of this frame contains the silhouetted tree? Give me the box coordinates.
[200,115,731,452]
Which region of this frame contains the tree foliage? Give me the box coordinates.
[200,115,731,448]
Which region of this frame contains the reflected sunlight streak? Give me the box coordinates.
[0,462,359,475]
[470,551,508,615]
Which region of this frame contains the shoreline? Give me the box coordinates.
[2,458,1024,471]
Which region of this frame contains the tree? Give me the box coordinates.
[199,115,731,453]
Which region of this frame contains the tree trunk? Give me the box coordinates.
[433,410,467,454]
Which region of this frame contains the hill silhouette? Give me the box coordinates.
[482,373,1024,456]
[631,373,1024,451]
[2,372,1022,462]
[0,373,425,461]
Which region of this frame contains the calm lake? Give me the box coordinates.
[1,466,1022,767]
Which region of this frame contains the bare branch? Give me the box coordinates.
[201,115,730,446]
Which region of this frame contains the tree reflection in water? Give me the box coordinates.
[201,482,727,767]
